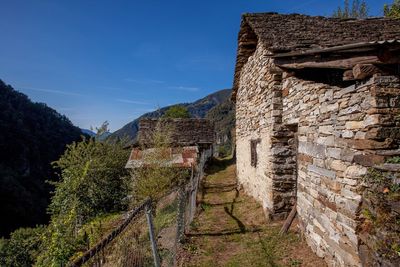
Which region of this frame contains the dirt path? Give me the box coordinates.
[178,159,326,267]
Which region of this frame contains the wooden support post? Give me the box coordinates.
[279,202,297,235]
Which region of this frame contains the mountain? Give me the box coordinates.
[110,89,233,142]
[81,128,96,137]
[80,128,111,141]
[97,131,112,141]
[0,80,83,237]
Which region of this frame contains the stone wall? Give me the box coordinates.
[236,43,400,265]
[281,75,400,266]
[138,118,214,147]
[236,43,297,219]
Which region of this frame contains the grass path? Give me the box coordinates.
[178,159,326,267]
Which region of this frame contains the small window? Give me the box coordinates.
[250,139,260,167]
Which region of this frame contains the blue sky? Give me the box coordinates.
[0,0,391,131]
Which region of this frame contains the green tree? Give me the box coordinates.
[35,138,130,266]
[0,80,83,237]
[0,227,44,267]
[94,120,109,137]
[162,105,191,119]
[333,0,369,18]
[384,0,400,18]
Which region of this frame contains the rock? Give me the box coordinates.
[342,130,354,138]
[308,164,336,179]
[344,165,367,178]
[353,154,385,167]
[345,121,364,130]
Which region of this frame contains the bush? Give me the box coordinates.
[162,105,191,119]
[0,226,44,267]
[384,0,400,18]
[35,137,130,266]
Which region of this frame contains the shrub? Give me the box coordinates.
[35,137,130,266]
[162,105,191,119]
[0,226,44,267]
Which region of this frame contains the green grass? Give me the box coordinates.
[154,199,178,233]
[181,159,325,267]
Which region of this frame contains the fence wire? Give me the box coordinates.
[70,148,212,267]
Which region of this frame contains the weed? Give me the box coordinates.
[201,202,212,212]
[186,244,198,253]
[362,209,376,223]
[154,200,177,233]
[289,258,303,266]
[386,156,400,164]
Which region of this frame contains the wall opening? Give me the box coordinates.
[250,139,260,167]
[292,68,354,88]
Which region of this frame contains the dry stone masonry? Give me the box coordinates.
[138,118,214,148]
[233,13,400,267]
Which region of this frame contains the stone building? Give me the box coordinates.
[233,13,400,266]
[126,118,214,169]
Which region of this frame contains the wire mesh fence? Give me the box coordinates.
[69,148,212,267]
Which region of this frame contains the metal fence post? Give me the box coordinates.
[176,186,186,243]
[145,203,161,267]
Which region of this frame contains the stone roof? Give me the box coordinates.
[232,13,400,100]
[125,146,198,169]
[138,118,214,147]
[244,13,400,53]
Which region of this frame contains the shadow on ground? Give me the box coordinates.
[179,161,327,267]
[204,157,235,175]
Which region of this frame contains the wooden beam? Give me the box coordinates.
[279,202,297,235]
[343,70,355,81]
[276,56,381,70]
[353,64,381,80]
[378,48,400,64]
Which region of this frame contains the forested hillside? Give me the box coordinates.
[109,89,233,143]
[0,80,83,237]
[206,98,235,156]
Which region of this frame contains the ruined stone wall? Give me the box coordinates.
[138,118,214,147]
[281,75,400,266]
[236,43,295,218]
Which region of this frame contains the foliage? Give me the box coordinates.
[360,167,400,261]
[94,121,110,137]
[162,105,191,119]
[35,137,130,266]
[153,200,178,233]
[384,0,400,18]
[218,145,230,158]
[0,80,83,237]
[206,98,235,157]
[0,226,44,267]
[50,138,130,220]
[332,0,369,18]
[386,156,400,163]
[131,122,189,203]
[92,121,112,141]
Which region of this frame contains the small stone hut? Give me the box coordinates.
[233,13,400,266]
[126,118,214,169]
